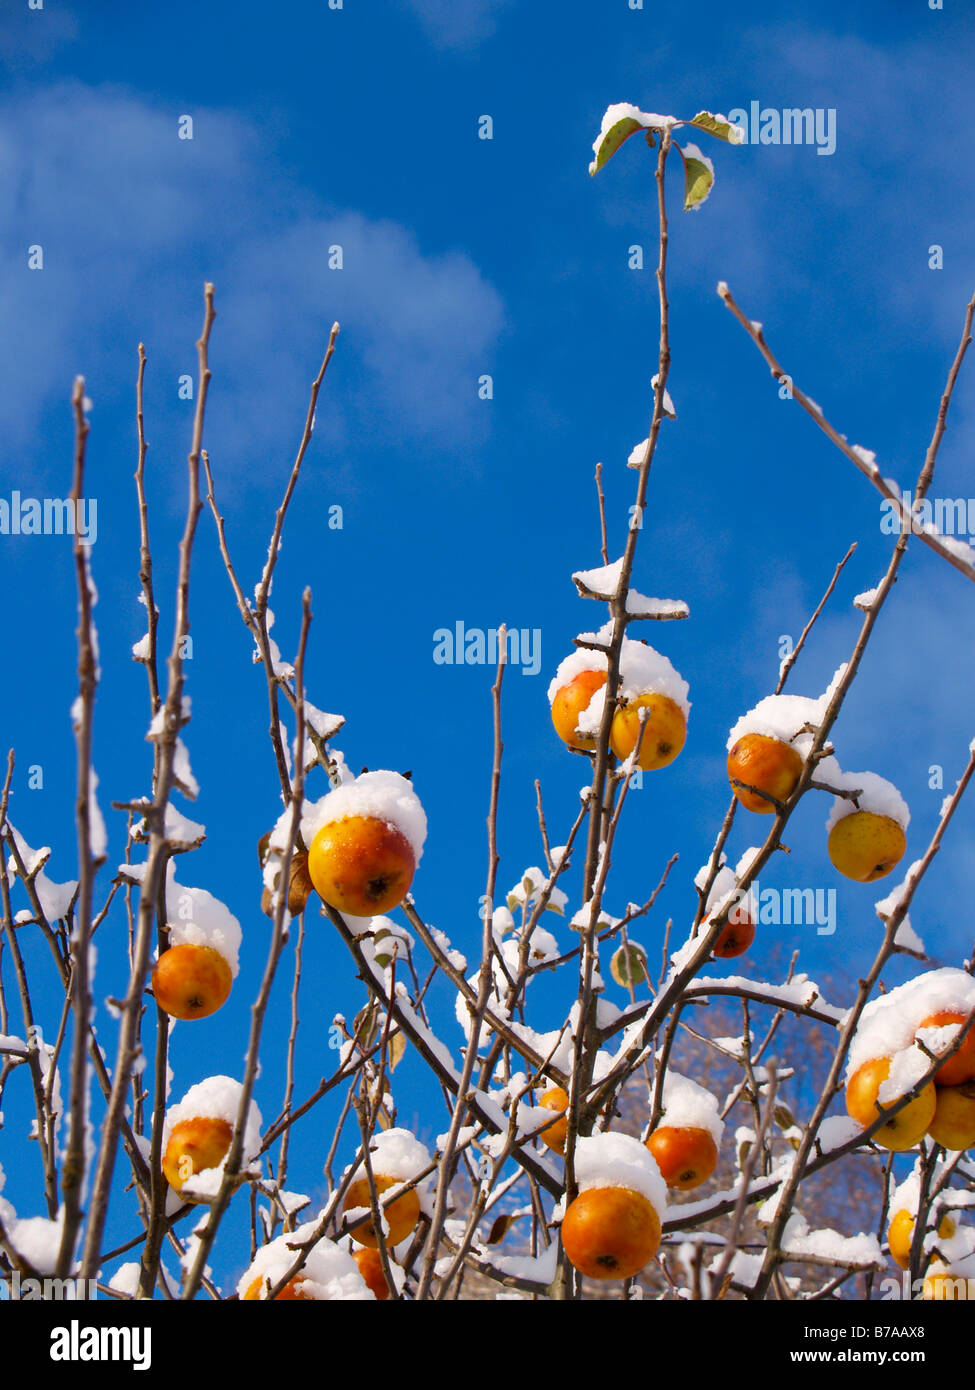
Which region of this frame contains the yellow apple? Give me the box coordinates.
[308,816,415,916]
[827,811,906,883]
[610,693,686,770]
[845,1057,936,1151]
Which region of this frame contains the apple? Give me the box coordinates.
[561,1186,661,1280]
[916,1011,975,1087]
[162,1115,234,1196]
[610,693,686,771]
[551,669,608,751]
[845,1056,936,1151]
[927,1082,975,1150]
[151,943,233,1021]
[727,734,803,814]
[343,1174,420,1248]
[827,811,906,883]
[646,1125,718,1190]
[308,816,416,916]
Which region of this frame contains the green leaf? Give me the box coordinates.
[681,142,715,211]
[689,110,745,145]
[589,104,675,176]
[590,114,646,176]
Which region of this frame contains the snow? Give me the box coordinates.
[88,769,107,859]
[650,374,677,419]
[164,868,242,976]
[852,444,879,474]
[726,692,824,755]
[160,1076,262,1186]
[853,588,879,611]
[847,968,975,1080]
[780,1211,883,1268]
[627,437,649,469]
[172,738,199,799]
[108,1263,142,1296]
[815,1115,862,1154]
[547,648,607,705]
[237,1220,374,1300]
[4,824,78,921]
[656,1071,724,1147]
[573,1131,667,1216]
[301,770,427,863]
[347,1127,431,1183]
[575,639,690,734]
[5,1210,65,1274]
[824,769,909,833]
[131,633,151,660]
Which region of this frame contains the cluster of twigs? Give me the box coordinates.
[2,130,975,1304]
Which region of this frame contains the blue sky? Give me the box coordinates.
[2,0,975,1292]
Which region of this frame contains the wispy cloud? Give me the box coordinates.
[401,0,516,51]
[0,82,504,484]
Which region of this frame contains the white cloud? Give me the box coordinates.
[0,82,504,482]
[402,0,516,51]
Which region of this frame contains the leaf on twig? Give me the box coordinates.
[486,1212,523,1245]
[689,110,746,145]
[387,1031,407,1072]
[681,143,715,211]
[589,103,676,176]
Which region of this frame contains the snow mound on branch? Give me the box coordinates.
[547,648,607,705]
[164,868,242,976]
[656,1071,724,1147]
[573,1131,667,1217]
[847,968,975,1082]
[160,1076,262,1172]
[825,768,910,832]
[301,770,426,862]
[347,1127,431,1183]
[4,824,78,922]
[237,1221,374,1300]
[726,692,824,755]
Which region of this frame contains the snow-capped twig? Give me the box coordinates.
[718,283,975,583]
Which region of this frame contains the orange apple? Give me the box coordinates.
[610,693,686,771]
[727,734,803,814]
[927,1082,975,1150]
[537,1085,570,1155]
[242,1274,314,1300]
[343,1174,420,1249]
[561,1186,661,1280]
[151,943,233,1021]
[646,1125,718,1190]
[888,1207,956,1270]
[162,1115,234,1196]
[916,1011,975,1087]
[353,1247,392,1300]
[551,669,608,751]
[711,908,755,959]
[845,1057,937,1151]
[827,811,906,883]
[308,816,415,916]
